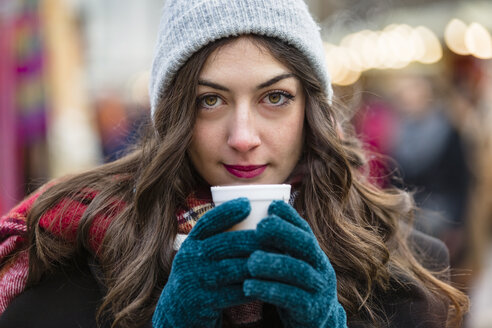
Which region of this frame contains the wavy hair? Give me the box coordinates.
[26,35,468,327]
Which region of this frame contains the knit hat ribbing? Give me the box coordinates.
[149,0,332,117]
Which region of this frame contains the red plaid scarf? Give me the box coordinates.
[0,194,32,314]
[0,186,264,326]
[0,184,114,314]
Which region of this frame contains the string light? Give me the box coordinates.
[445,19,492,59]
[337,68,361,86]
[414,26,442,64]
[326,19,492,86]
[465,22,492,59]
[326,24,443,86]
[444,19,470,55]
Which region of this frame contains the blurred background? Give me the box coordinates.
[1,0,491,325]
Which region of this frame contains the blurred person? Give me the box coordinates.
[468,243,492,328]
[464,60,492,328]
[94,94,149,163]
[447,54,492,274]
[0,0,468,327]
[354,97,399,187]
[94,94,131,162]
[384,74,471,266]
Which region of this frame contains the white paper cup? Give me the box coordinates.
[211,184,291,231]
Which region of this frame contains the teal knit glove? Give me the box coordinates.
[152,198,257,328]
[244,200,347,328]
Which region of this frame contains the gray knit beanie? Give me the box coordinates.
[149,0,332,117]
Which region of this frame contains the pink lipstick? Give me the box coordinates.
[223,164,267,179]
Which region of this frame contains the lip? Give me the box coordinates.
[223,164,267,179]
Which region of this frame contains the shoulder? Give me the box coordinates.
[0,185,50,273]
[383,229,450,327]
[0,258,110,328]
[408,228,450,274]
[349,229,450,328]
[0,178,72,230]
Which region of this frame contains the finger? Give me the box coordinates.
[211,284,255,310]
[257,215,326,269]
[202,230,259,260]
[201,258,250,288]
[243,279,314,317]
[247,251,326,292]
[268,200,312,233]
[189,198,250,240]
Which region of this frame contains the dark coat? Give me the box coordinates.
[348,229,450,328]
[0,230,449,328]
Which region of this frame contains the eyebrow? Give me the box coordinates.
[197,73,297,91]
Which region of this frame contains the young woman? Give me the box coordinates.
[0,0,468,327]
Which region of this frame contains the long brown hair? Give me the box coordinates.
[26,35,468,327]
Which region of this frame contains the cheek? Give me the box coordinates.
[288,107,305,154]
[189,123,210,163]
[288,120,305,156]
[189,120,223,162]
[271,113,305,159]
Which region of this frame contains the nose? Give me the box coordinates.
[227,105,261,153]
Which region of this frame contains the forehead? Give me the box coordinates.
[199,37,292,79]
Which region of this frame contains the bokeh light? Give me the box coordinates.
[465,22,492,59]
[326,24,444,86]
[444,19,470,55]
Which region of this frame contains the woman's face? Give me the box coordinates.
[188,37,306,186]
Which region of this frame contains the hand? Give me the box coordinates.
[152,198,258,328]
[244,200,347,328]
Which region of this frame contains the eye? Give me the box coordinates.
[263,91,295,107]
[197,95,224,109]
[268,93,282,104]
